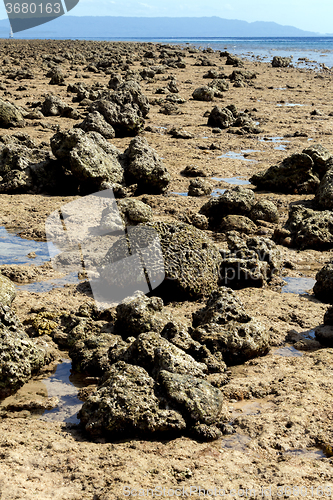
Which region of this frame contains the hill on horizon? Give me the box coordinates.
[0,16,323,38]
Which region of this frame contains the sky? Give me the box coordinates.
[0,0,332,34]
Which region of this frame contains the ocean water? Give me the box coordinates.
[145,37,333,68]
[10,35,333,69]
[125,36,333,69]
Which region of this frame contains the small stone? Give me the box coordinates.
[0,274,16,307]
[188,178,212,196]
[272,56,292,68]
[190,423,222,441]
[192,86,215,102]
[314,261,333,302]
[220,215,257,234]
[250,200,279,223]
[181,165,207,177]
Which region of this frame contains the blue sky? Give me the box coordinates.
[0,0,332,34]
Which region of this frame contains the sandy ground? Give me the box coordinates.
[0,40,333,499]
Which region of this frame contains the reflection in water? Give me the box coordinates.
[212,188,226,197]
[217,151,257,162]
[282,276,315,294]
[41,360,87,424]
[0,359,93,424]
[273,346,303,357]
[18,272,80,293]
[211,176,251,185]
[0,226,58,266]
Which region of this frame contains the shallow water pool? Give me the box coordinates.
[259,136,289,143]
[0,226,57,266]
[282,276,315,294]
[217,151,256,162]
[273,346,303,357]
[211,188,226,197]
[220,433,252,452]
[0,358,93,424]
[283,448,325,459]
[276,103,305,107]
[211,176,251,185]
[18,272,80,293]
[0,226,81,293]
[40,360,86,424]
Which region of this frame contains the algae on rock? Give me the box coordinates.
[0,306,49,398]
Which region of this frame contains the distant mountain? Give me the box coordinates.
[0,16,321,38]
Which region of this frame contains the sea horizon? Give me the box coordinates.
[2,36,333,69]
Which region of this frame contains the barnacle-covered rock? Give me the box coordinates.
[124,137,170,194]
[219,231,282,288]
[313,261,333,303]
[75,111,116,139]
[0,140,58,194]
[272,56,291,67]
[90,81,150,136]
[114,294,172,337]
[145,221,222,299]
[188,177,212,196]
[192,288,251,326]
[0,98,25,127]
[207,106,235,129]
[117,198,153,225]
[0,274,16,307]
[111,331,207,378]
[225,54,244,67]
[192,86,215,101]
[158,370,223,424]
[284,205,333,250]
[315,168,333,210]
[53,306,121,375]
[219,215,257,234]
[78,361,186,438]
[249,199,279,223]
[250,145,332,194]
[208,79,229,95]
[41,94,75,117]
[0,305,48,397]
[48,66,65,85]
[200,186,255,227]
[191,288,269,364]
[302,144,332,177]
[50,128,125,192]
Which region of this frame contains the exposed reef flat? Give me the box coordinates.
[0,39,333,498]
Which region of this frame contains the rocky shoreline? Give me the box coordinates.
[0,39,333,498]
